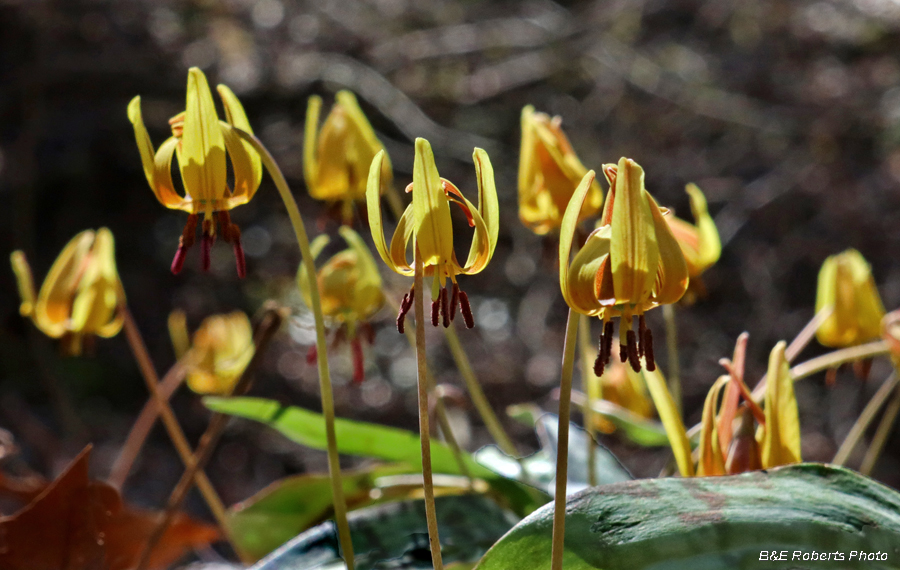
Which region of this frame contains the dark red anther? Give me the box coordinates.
[644,328,655,371]
[397,288,414,334]
[431,298,440,327]
[440,287,450,328]
[200,219,215,272]
[459,290,474,329]
[233,238,246,278]
[449,283,459,322]
[619,334,629,363]
[306,345,317,365]
[593,351,606,377]
[626,330,641,372]
[603,320,614,363]
[171,241,188,274]
[638,314,647,359]
[351,337,365,384]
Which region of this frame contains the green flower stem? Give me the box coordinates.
[662,304,682,416]
[397,308,472,484]
[551,309,580,570]
[833,374,898,466]
[238,130,355,570]
[443,325,517,457]
[785,341,889,388]
[860,378,900,475]
[414,246,444,570]
[577,314,599,487]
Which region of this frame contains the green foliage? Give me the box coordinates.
[476,464,900,570]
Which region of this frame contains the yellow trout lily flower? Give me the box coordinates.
[560,158,689,374]
[815,249,885,348]
[11,228,124,355]
[298,227,384,383]
[665,183,721,303]
[590,356,654,433]
[518,106,603,235]
[128,67,262,277]
[169,310,255,395]
[367,138,498,332]
[304,91,393,224]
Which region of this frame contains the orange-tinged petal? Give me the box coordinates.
[128,98,190,210]
[685,183,721,272]
[760,341,801,468]
[152,137,193,211]
[412,138,453,269]
[180,68,227,204]
[697,375,729,477]
[609,158,658,305]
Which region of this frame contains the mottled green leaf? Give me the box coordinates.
[477,464,900,570]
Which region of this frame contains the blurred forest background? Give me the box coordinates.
[3,0,900,525]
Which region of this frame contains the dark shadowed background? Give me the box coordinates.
[2,0,900,529]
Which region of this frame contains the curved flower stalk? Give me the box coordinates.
[560,158,689,375]
[305,91,393,224]
[518,106,603,235]
[168,310,255,395]
[367,138,499,332]
[128,67,263,277]
[665,183,721,304]
[11,228,124,355]
[815,249,885,348]
[298,226,385,383]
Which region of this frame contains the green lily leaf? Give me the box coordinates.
[204,396,546,517]
[250,494,517,570]
[476,464,900,569]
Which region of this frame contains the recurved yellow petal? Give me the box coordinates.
[412,138,453,269]
[217,84,262,200]
[642,364,695,477]
[646,193,689,306]
[180,68,227,203]
[32,231,95,338]
[366,150,410,275]
[697,376,729,477]
[760,341,801,468]
[559,170,598,314]
[685,183,721,272]
[565,227,611,316]
[609,158,658,306]
[461,148,499,274]
[10,251,36,317]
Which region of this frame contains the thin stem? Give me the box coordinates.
[833,374,898,466]
[237,129,355,570]
[751,306,834,399]
[414,246,444,570]
[109,361,186,488]
[577,314,598,487]
[783,341,889,392]
[389,293,472,482]
[120,307,230,547]
[662,304,682,416]
[137,308,282,568]
[443,325,518,457]
[551,309,580,570]
[860,380,900,475]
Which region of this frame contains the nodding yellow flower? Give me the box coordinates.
[815,249,885,348]
[11,228,124,356]
[518,106,603,235]
[560,158,689,375]
[665,183,721,303]
[298,227,384,383]
[367,138,499,333]
[169,310,255,395]
[128,67,262,278]
[304,91,393,225]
